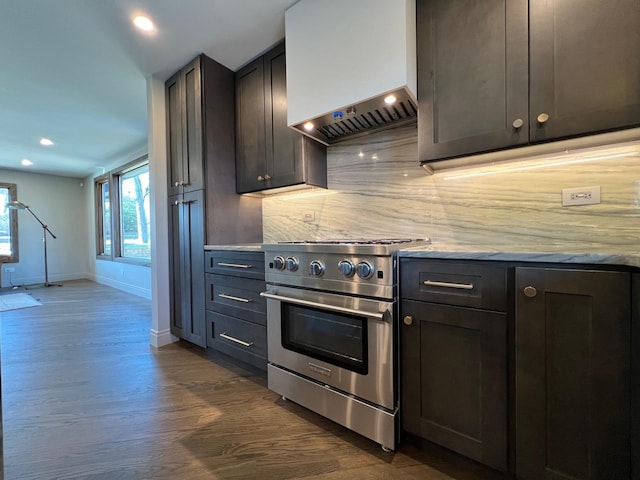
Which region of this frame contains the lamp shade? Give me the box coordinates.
[6,200,27,210]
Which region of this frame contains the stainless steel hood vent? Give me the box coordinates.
[285,0,416,146]
[293,89,417,145]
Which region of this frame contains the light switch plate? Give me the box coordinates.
[562,185,601,206]
[303,211,315,222]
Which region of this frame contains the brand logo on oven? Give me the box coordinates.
[308,363,331,377]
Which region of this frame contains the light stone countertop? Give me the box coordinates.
[204,244,263,252]
[399,244,640,268]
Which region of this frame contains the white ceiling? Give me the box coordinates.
[0,0,298,178]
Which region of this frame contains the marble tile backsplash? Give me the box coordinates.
[262,125,640,255]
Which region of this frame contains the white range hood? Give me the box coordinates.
[285,0,417,145]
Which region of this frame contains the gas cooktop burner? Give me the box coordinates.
[278,238,426,245]
[263,238,430,299]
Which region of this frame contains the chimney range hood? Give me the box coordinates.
[285,0,417,146]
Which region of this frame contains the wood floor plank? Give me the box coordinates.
[1,280,507,479]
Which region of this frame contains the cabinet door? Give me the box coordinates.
[168,191,206,348]
[417,0,528,163]
[402,300,508,471]
[529,0,640,142]
[235,57,267,194]
[515,267,630,480]
[181,57,205,192]
[264,42,304,189]
[166,72,183,197]
[168,195,185,338]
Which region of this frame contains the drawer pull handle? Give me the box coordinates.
[218,293,252,303]
[219,333,253,347]
[423,280,474,290]
[217,262,252,269]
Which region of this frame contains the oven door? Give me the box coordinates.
[261,285,396,411]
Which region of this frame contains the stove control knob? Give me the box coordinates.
[356,261,374,279]
[273,256,286,270]
[285,256,299,272]
[309,260,325,276]
[338,260,355,277]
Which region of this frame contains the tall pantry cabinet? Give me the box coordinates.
[166,54,262,347]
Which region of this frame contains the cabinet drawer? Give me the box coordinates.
[206,311,267,370]
[205,250,265,279]
[205,274,266,325]
[400,260,507,311]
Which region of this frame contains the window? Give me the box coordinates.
[95,175,111,257]
[119,163,150,260]
[0,183,19,263]
[94,156,150,265]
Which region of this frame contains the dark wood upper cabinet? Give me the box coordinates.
[417,0,529,162]
[235,57,266,194]
[166,56,205,195]
[529,0,640,142]
[515,267,631,480]
[418,0,640,165]
[235,42,327,194]
[166,71,183,196]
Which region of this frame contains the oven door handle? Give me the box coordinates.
[260,291,388,320]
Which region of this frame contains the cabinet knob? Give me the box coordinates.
[512,118,524,129]
[257,175,264,182]
[174,181,180,187]
[264,174,271,180]
[523,286,537,298]
[537,113,549,125]
[403,315,413,326]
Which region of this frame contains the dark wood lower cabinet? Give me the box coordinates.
[515,267,631,480]
[169,190,205,348]
[633,274,640,480]
[401,300,508,471]
[204,250,267,371]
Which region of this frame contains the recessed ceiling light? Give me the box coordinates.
[21,159,33,166]
[40,137,54,146]
[133,15,155,32]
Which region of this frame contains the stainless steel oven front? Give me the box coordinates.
[262,284,398,450]
[260,239,430,451]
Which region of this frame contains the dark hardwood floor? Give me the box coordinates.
[0,280,507,479]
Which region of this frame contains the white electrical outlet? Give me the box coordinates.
[4,267,15,273]
[562,186,601,206]
[303,211,315,222]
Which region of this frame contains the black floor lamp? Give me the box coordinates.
[6,200,62,288]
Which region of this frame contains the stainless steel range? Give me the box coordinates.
[260,238,430,451]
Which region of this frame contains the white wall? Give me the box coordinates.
[147,74,173,347]
[1,169,88,287]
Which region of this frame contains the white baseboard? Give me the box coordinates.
[91,274,151,299]
[150,328,178,348]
